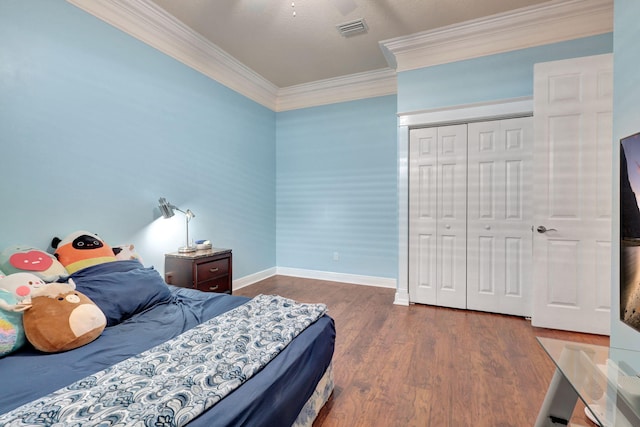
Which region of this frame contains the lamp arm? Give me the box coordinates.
[185,214,191,249]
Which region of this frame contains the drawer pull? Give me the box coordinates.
[209,285,219,291]
[209,267,219,273]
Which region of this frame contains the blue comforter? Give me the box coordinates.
[0,261,335,427]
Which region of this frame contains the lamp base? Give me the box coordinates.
[178,245,197,253]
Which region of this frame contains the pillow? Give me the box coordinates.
[0,245,68,282]
[0,289,26,357]
[69,260,173,326]
[23,282,106,353]
[52,231,117,274]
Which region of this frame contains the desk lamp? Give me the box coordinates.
[158,197,196,253]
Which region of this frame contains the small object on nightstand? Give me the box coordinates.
[164,248,232,294]
[195,240,212,250]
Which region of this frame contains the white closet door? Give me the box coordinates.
[436,125,468,309]
[409,127,438,305]
[467,117,534,316]
[409,125,467,309]
[532,54,612,335]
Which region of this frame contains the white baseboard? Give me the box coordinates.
[233,266,398,291]
[394,290,410,306]
[233,267,277,290]
[275,267,397,289]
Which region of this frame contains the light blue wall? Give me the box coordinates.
[0,0,276,278]
[0,0,622,294]
[612,0,640,356]
[398,34,613,113]
[276,96,398,279]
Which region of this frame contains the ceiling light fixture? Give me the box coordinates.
[292,1,296,17]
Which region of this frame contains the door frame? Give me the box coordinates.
[395,96,534,305]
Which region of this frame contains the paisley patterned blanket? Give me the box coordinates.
[0,294,327,427]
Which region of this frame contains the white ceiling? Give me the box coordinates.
[149,0,551,88]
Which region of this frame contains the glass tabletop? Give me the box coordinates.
[537,337,640,427]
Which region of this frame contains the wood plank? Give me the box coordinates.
[234,276,608,427]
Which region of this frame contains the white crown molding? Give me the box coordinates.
[276,68,397,112]
[380,0,613,72]
[65,0,397,111]
[67,0,612,112]
[67,0,280,109]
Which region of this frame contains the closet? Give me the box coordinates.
[409,117,533,317]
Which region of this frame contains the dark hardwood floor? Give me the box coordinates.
[234,276,609,427]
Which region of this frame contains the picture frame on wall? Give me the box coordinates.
[620,132,640,334]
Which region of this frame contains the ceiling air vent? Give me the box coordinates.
[336,18,368,37]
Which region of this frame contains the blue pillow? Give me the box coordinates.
[69,260,173,326]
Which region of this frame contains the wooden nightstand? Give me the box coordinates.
[164,248,232,294]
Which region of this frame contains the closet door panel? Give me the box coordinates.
[478,161,495,219]
[435,124,467,309]
[505,237,525,297]
[477,236,496,293]
[417,234,436,293]
[505,160,524,219]
[409,128,438,305]
[467,118,533,316]
[409,125,467,308]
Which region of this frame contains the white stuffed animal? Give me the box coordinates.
[0,272,47,311]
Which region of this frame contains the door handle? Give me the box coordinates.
[537,225,557,234]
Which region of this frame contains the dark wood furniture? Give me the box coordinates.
[164,248,232,294]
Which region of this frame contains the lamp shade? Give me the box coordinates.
[158,197,175,219]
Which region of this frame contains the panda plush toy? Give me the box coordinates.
[52,231,117,275]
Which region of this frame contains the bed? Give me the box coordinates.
[0,260,336,426]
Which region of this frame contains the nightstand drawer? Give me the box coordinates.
[196,276,231,294]
[196,258,229,283]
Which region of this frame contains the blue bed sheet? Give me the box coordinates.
[0,262,335,427]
